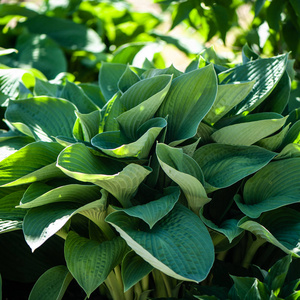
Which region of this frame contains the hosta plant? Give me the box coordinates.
[0,45,300,300]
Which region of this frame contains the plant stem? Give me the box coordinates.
[152,269,168,298]
[105,270,126,300]
[134,282,143,299]
[161,272,173,298]
[141,274,149,291]
[216,250,228,261]
[242,237,266,269]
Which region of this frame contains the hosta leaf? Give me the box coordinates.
[19,183,100,208]
[116,75,172,140]
[33,78,60,98]
[79,83,106,109]
[65,231,127,297]
[28,266,73,300]
[193,144,276,189]
[275,144,300,160]
[114,186,180,229]
[99,63,127,101]
[255,124,290,151]
[23,15,105,53]
[16,33,67,80]
[204,81,255,125]
[23,192,109,251]
[0,136,34,161]
[234,158,300,218]
[0,142,64,187]
[0,190,27,233]
[265,255,292,292]
[122,251,153,292]
[157,64,217,144]
[200,210,243,243]
[57,143,151,207]
[5,97,77,142]
[92,118,167,159]
[60,81,98,114]
[211,116,288,146]
[218,54,288,114]
[118,65,140,93]
[238,208,300,257]
[156,143,209,213]
[106,203,214,282]
[142,65,183,79]
[75,110,101,142]
[0,68,28,104]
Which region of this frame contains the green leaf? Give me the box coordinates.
[23,191,109,251]
[156,143,210,213]
[57,143,151,207]
[118,65,140,93]
[114,186,180,229]
[116,75,172,140]
[92,118,167,159]
[0,190,27,233]
[211,116,288,146]
[79,83,106,109]
[142,65,183,79]
[33,78,60,98]
[23,15,105,53]
[106,203,214,283]
[234,158,300,218]
[5,97,77,142]
[242,44,260,63]
[61,81,99,114]
[265,255,292,293]
[99,63,127,101]
[19,183,100,208]
[193,144,276,189]
[200,211,243,244]
[0,136,34,161]
[16,33,67,80]
[122,251,153,292]
[238,208,300,257]
[218,54,288,115]
[75,110,101,142]
[0,3,38,18]
[204,81,255,125]
[0,68,28,104]
[157,64,218,144]
[65,231,127,297]
[0,142,64,187]
[28,266,73,300]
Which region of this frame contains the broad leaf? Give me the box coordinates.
[218,54,288,114]
[238,208,300,257]
[118,65,140,93]
[23,15,105,53]
[5,97,77,142]
[157,64,217,144]
[0,190,27,233]
[200,210,243,243]
[0,142,64,187]
[75,110,101,142]
[23,192,109,252]
[65,231,127,297]
[99,63,127,101]
[28,266,73,300]
[116,75,172,140]
[106,203,214,283]
[92,118,167,159]
[193,144,276,189]
[57,143,151,207]
[234,158,300,218]
[114,186,180,229]
[204,81,255,125]
[60,81,99,114]
[19,183,101,208]
[122,251,153,292]
[156,143,210,213]
[211,116,288,146]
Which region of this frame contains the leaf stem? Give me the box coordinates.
[141,274,149,291]
[242,237,266,269]
[152,269,168,298]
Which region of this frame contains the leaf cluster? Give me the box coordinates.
[0,33,300,300]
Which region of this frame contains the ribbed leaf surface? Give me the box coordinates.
[106,203,214,282]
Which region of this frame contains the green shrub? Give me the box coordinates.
[0,45,300,299]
